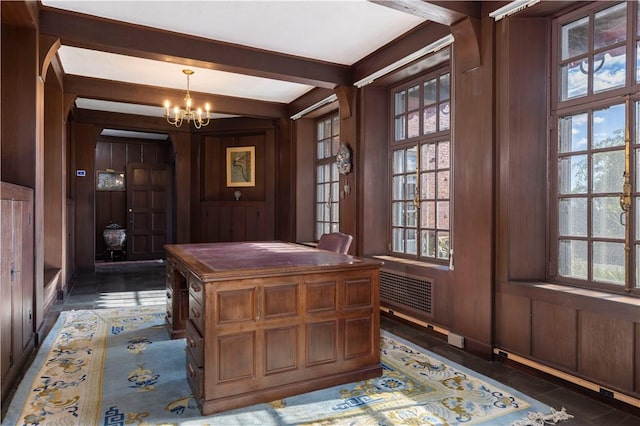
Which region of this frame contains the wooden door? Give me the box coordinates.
[126,163,169,260]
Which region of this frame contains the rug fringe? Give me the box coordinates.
[511,407,574,426]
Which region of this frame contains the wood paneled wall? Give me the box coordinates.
[71,122,99,270]
[195,125,276,243]
[494,13,640,401]
[294,118,315,243]
[94,138,171,258]
[371,13,495,357]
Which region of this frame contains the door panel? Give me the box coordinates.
[1,200,13,380]
[126,163,169,260]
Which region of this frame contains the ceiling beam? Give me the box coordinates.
[64,75,288,119]
[369,1,479,26]
[39,7,351,89]
[72,108,187,133]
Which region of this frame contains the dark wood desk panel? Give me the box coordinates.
[165,242,382,415]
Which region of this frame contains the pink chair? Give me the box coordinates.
[317,232,353,255]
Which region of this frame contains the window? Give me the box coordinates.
[315,114,340,240]
[390,69,451,262]
[553,1,640,292]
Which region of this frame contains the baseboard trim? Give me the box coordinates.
[494,347,640,409]
[380,305,449,336]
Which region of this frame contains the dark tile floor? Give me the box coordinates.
[28,262,640,425]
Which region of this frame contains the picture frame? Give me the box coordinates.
[226,146,256,187]
[96,170,125,191]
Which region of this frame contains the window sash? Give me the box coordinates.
[390,139,451,261]
[315,114,340,240]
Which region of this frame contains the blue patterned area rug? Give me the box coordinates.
[4,306,572,425]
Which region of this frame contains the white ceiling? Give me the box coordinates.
[41,0,428,120]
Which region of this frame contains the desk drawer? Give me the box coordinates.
[189,293,204,335]
[186,320,204,367]
[186,350,203,401]
[189,275,204,306]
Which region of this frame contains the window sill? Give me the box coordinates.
[372,255,451,272]
[508,280,640,307]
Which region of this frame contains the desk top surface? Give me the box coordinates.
[165,241,380,279]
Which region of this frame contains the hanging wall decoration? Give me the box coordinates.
[226,146,256,187]
[336,142,352,175]
[96,170,125,191]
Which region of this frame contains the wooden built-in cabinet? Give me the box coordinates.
[165,242,382,415]
[1,182,35,404]
[200,201,270,242]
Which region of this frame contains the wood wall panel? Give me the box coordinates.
[495,292,531,354]
[294,119,315,243]
[531,300,577,370]
[112,142,128,169]
[43,68,65,273]
[94,142,111,171]
[445,10,494,352]
[198,128,275,244]
[170,131,191,243]
[360,87,388,255]
[200,202,269,243]
[1,25,37,186]
[493,15,550,367]
[578,311,634,390]
[274,119,294,241]
[201,133,267,202]
[636,323,640,393]
[72,122,99,270]
[505,18,548,281]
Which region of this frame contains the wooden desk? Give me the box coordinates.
[164,242,382,415]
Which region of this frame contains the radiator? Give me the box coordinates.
[379,270,432,316]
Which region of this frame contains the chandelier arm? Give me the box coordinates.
[164,69,211,128]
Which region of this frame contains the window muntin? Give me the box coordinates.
[553,1,640,293]
[315,114,340,240]
[557,104,626,286]
[391,69,451,262]
[559,2,627,101]
[394,72,451,142]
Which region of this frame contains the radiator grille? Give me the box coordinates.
[379,270,432,316]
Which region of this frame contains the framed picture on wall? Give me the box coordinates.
[226,146,255,187]
[96,170,125,191]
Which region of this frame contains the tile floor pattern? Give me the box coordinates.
[16,262,640,425]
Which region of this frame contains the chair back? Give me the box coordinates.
[317,232,353,255]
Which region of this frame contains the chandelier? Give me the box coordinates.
[164,69,211,129]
